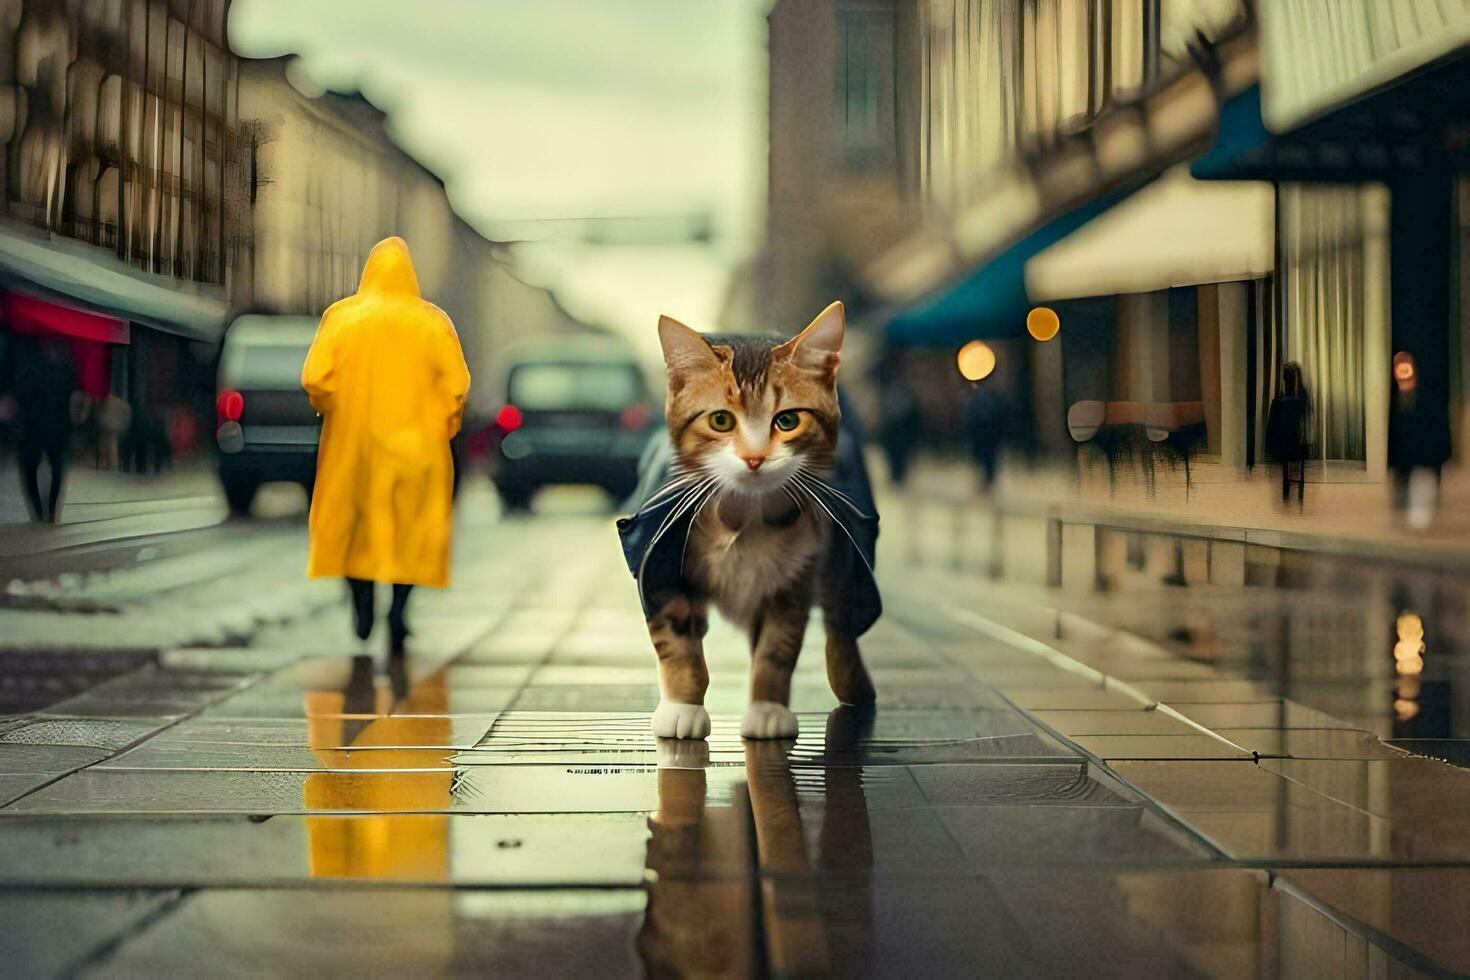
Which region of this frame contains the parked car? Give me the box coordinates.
[215,315,320,516]
[491,338,656,510]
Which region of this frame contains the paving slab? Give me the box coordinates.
[0,813,653,887]
[0,889,181,978]
[1279,868,1470,976]
[85,888,650,979]
[1258,755,1470,812]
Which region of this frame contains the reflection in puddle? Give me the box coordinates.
[303,653,453,881]
[1056,527,1470,751]
[640,707,875,977]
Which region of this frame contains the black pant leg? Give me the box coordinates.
[347,578,374,641]
[387,584,412,655]
[389,584,412,624]
[19,440,44,521]
[44,439,66,520]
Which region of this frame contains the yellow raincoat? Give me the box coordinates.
[302,237,470,588]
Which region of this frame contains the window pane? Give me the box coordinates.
[509,364,643,411]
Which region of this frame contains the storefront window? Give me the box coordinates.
[1277,184,1390,463]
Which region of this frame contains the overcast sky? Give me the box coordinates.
[229,0,767,344]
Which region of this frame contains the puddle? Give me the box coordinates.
[1042,527,1470,763]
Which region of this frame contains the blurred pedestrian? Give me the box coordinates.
[963,382,1008,494]
[878,373,922,486]
[3,335,77,522]
[125,408,168,473]
[1265,361,1312,503]
[1388,352,1448,530]
[97,393,131,471]
[302,236,471,655]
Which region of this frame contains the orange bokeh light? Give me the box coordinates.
[957,340,996,381]
[1393,351,1417,391]
[1026,306,1060,341]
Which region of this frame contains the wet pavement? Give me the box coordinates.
[1,487,1469,975]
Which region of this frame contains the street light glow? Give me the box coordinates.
[1395,611,1426,676]
[957,340,996,381]
[1393,351,1417,392]
[1026,306,1060,341]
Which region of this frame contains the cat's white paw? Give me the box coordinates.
[741,701,798,739]
[651,701,711,740]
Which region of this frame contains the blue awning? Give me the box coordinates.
[1190,86,1269,180]
[885,182,1142,348]
[1192,64,1470,183]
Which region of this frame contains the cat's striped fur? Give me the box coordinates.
[645,302,876,740]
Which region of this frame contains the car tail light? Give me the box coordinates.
[216,390,244,424]
[619,404,649,431]
[495,404,523,432]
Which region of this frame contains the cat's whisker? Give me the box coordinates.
[679,481,722,569]
[646,477,716,551]
[791,472,875,574]
[780,484,806,513]
[641,471,707,509]
[795,465,867,516]
[801,479,868,520]
[642,481,695,507]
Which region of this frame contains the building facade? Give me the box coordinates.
[0,0,243,468]
[754,0,1253,441]
[757,0,1469,495]
[0,1,567,472]
[0,0,240,283]
[231,56,572,421]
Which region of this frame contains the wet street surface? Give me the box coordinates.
[2,489,1469,976]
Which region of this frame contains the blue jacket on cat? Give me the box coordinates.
[616,416,882,637]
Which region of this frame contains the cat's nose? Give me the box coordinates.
[741,455,765,472]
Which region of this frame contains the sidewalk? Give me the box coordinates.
[882,564,1470,976]
[0,454,225,561]
[902,451,1470,569]
[1,501,1465,973]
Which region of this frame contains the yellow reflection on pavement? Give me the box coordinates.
[302,656,453,882]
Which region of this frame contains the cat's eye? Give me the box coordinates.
[707,410,736,432]
[773,411,801,432]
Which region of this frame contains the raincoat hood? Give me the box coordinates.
[357,236,421,297]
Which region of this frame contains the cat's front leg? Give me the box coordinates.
[743,584,811,739]
[646,591,712,739]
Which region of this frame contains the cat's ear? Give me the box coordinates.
[658,314,721,380]
[776,301,844,379]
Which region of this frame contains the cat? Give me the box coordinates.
[616,301,882,740]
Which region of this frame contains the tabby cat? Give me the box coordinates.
[618,302,882,740]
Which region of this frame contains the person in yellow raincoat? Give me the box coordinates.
[302,236,470,653]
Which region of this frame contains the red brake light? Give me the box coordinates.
[496,404,523,432]
[216,390,244,423]
[620,404,649,431]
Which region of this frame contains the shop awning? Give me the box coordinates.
[1025,167,1273,302]
[873,18,1260,347]
[2,290,130,344]
[885,184,1136,345]
[1195,2,1470,183]
[0,222,227,342]
[1193,75,1469,183]
[1258,0,1470,134]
